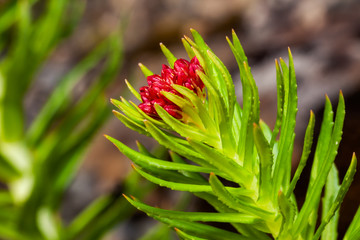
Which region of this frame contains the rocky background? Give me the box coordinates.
[27,0,360,239]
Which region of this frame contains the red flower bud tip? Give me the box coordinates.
[138,56,204,119]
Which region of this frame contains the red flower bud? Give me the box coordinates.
[138,56,204,119]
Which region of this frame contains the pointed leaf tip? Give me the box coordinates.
[124,194,136,200]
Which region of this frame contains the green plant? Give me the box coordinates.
[109,29,360,239]
[0,1,151,239]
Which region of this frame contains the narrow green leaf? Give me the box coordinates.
[277,191,296,238]
[301,96,335,237]
[229,30,248,63]
[196,70,227,133]
[129,101,170,129]
[190,29,211,53]
[138,63,154,77]
[270,59,284,147]
[188,31,228,113]
[209,173,274,221]
[344,227,360,240]
[125,79,142,101]
[143,121,211,168]
[273,51,298,201]
[313,154,357,240]
[345,206,360,240]
[286,110,315,197]
[310,95,334,185]
[207,50,236,118]
[293,92,345,236]
[206,50,237,156]
[227,38,255,169]
[232,103,242,144]
[182,38,195,59]
[66,195,115,238]
[161,91,206,130]
[259,120,272,143]
[320,163,340,240]
[111,98,147,124]
[112,111,149,136]
[160,43,177,68]
[189,140,254,189]
[169,151,207,183]
[176,228,208,240]
[125,195,259,224]
[243,62,260,124]
[27,38,111,146]
[194,192,271,240]
[253,123,273,202]
[154,104,219,147]
[172,84,218,134]
[133,165,241,194]
[105,135,223,175]
[153,216,248,240]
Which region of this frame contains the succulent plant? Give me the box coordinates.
[108,29,359,240]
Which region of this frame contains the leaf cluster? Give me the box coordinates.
[111,29,360,239]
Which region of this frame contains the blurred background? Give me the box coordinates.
[2,0,360,239]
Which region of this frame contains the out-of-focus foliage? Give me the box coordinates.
[0,1,151,239]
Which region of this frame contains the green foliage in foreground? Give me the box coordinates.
[110,29,360,239]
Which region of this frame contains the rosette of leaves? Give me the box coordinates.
[108,29,360,239]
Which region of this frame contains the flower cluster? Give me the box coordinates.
[138,57,204,119]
